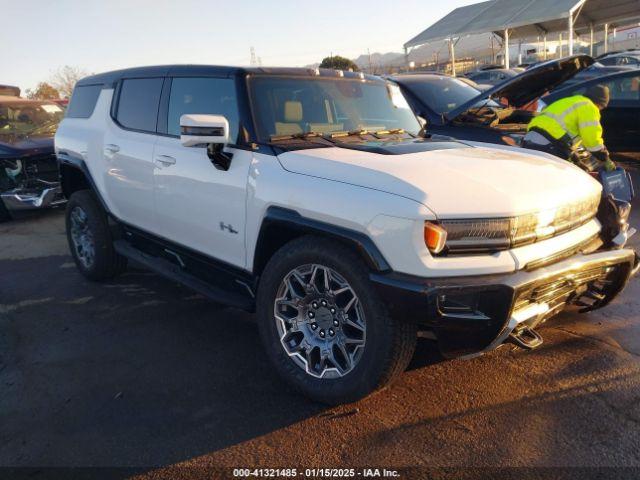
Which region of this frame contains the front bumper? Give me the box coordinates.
[0,185,65,211]
[371,248,637,358]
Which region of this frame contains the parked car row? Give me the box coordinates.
[464,67,523,86]
[392,55,640,153]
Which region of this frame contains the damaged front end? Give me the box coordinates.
[0,152,65,217]
[0,97,66,219]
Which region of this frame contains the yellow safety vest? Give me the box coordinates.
[527,95,605,152]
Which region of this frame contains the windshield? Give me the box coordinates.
[402,76,500,114]
[248,76,420,142]
[0,101,64,138]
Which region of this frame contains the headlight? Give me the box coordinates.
[429,195,600,255]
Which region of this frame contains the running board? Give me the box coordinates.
[113,240,254,311]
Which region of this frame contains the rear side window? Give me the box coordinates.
[167,77,240,141]
[66,85,102,118]
[115,78,163,132]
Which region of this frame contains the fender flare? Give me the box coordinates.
[254,206,391,273]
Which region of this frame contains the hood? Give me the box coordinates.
[447,55,594,121]
[276,141,601,218]
[0,134,54,157]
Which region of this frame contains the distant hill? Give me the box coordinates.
[352,51,405,70]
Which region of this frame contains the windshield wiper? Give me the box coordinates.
[325,128,405,139]
[268,131,338,146]
[269,128,412,144]
[371,128,405,137]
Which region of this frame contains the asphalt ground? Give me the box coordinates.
[1,160,639,480]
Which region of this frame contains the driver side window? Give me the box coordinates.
[167,77,240,143]
[607,75,640,102]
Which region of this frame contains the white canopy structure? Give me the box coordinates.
[404,0,640,71]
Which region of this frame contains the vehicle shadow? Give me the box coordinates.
[0,255,329,468]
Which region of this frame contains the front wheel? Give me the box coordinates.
[257,236,416,405]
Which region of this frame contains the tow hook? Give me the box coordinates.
[507,326,544,350]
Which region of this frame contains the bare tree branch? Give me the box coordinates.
[49,66,90,99]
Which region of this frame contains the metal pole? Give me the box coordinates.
[404,46,409,68]
[543,34,548,60]
[558,32,563,58]
[448,37,456,76]
[504,29,510,68]
[589,23,594,56]
[604,23,609,53]
[612,27,616,51]
[568,14,574,55]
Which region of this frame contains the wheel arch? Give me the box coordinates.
[58,153,110,213]
[253,206,390,276]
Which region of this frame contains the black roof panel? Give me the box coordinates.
[76,65,382,87]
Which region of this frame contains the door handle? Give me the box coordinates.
[155,155,176,167]
[104,144,120,154]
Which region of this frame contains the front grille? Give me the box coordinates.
[524,234,602,271]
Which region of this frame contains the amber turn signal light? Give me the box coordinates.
[424,222,447,254]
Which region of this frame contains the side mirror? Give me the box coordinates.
[180,114,233,171]
[180,114,229,147]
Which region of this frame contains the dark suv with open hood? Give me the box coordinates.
[0,95,65,220]
[393,55,594,147]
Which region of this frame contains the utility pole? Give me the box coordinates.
[367,48,372,74]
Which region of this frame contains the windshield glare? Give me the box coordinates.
[404,76,500,114]
[0,101,64,137]
[248,76,420,142]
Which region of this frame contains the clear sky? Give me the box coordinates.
[2,0,472,91]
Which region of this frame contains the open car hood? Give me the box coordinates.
[447,55,594,121]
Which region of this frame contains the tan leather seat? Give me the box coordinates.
[275,101,303,135]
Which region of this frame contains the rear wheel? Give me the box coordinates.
[257,236,416,405]
[65,190,127,281]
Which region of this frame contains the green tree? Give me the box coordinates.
[25,82,60,100]
[319,55,360,72]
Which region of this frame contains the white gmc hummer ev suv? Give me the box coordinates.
[55,66,638,404]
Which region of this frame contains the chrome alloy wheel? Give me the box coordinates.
[69,206,95,269]
[274,264,366,379]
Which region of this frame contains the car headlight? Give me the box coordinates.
[426,195,600,255]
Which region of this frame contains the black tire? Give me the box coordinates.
[65,190,127,281]
[257,235,416,405]
[0,198,11,223]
